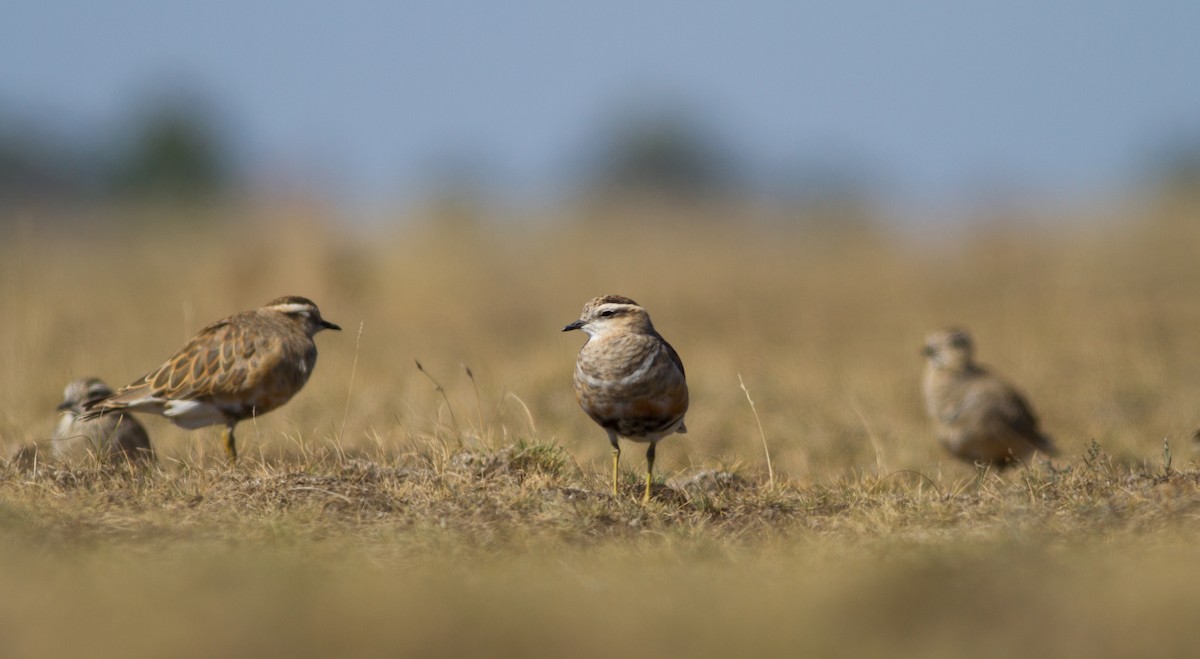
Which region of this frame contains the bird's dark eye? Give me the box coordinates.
[598,309,616,318]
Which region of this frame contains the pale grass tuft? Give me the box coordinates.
[504,392,537,435]
[415,359,460,436]
[738,373,774,490]
[338,321,365,443]
[461,362,488,445]
[849,397,887,476]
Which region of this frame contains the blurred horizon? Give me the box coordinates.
[3,1,1200,219]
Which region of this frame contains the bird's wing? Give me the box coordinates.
[84,317,265,413]
[972,380,1056,455]
[658,333,686,379]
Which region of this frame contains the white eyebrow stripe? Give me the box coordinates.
[272,303,314,314]
[597,303,638,314]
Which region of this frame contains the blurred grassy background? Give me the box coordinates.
[3,202,1198,477]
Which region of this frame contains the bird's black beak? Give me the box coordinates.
[320,320,342,331]
[921,345,935,357]
[56,400,72,411]
[562,320,584,332]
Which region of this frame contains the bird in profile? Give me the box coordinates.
[564,295,688,503]
[80,296,340,463]
[922,328,1057,468]
[53,377,154,465]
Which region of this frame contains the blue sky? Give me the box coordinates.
[4,1,1199,208]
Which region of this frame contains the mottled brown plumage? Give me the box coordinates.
[564,295,688,502]
[922,328,1057,468]
[81,296,340,462]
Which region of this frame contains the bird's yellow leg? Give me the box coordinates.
[643,442,657,504]
[611,449,621,495]
[608,432,620,496]
[222,426,238,465]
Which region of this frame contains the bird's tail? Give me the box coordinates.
[78,378,157,422]
[78,395,130,422]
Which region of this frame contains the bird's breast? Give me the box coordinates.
[573,333,688,437]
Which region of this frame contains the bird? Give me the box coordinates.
[52,377,154,465]
[921,327,1057,469]
[80,296,340,463]
[564,295,688,503]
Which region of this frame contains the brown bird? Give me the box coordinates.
[922,328,1057,468]
[53,377,154,465]
[564,295,688,502]
[80,296,340,463]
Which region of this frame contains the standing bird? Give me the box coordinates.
[564,295,689,502]
[921,328,1057,468]
[53,377,154,465]
[80,296,340,463]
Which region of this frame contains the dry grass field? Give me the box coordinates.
[2,201,1200,657]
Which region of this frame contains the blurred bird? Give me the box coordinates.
[564,295,688,502]
[922,328,1057,468]
[80,296,340,463]
[53,377,154,465]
